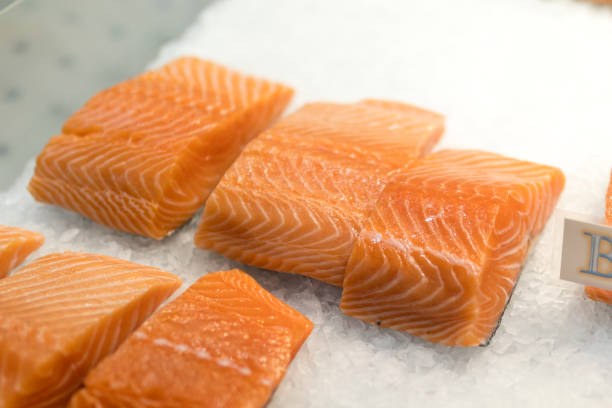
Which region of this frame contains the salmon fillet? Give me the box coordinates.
[585,169,612,304]
[341,150,565,347]
[0,251,181,407]
[585,286,612,303]
[68,269,313,408]
[28,57,293,239]
[195,100,444,285]
[0,225,44,278]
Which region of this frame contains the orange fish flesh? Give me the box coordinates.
[0,251,180,407]
[0,225,44,278]
[340,149,565,347]
[195,100,444,285]
[69,269,312,408]
[28,57,293,239]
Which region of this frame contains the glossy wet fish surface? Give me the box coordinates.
[69,269,312,408]
[0,251,181,407]
[195,99,444,286]
[341,149,565,347]
[28,57,293,239]
[0,225,43,278]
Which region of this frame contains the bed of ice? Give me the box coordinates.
[2,0,612,406]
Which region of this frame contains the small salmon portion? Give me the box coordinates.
[341,150,565,347]
[585,286,612,303]
[585,169,612,304]
[0,225,44,278]
[0,251,181,407]
[28,57,294,239]
[68,269,313,408]
[195,100,444,286]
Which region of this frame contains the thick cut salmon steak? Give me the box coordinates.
[0,225,44,278]
[69,269,313,408]
[585,169,612,304]
[341,150,565,347]
[195,100,444,285]
[0,251,181,407]
[28,57,293,239]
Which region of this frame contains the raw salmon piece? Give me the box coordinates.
[68,269,313,408]
[195,100,444,285]
[585,169,612,304]
[0,225,44,278]
[585,286,612,303]
[0,251,181,407]
[341,150,565,347]
[28,57,293,239]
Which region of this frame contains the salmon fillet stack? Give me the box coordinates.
[0,225,44,278]
[28,57,293,239]
[69,269,312,408]
[341,150,565,346]
[195,100,444,285]
[585,169,612,304]
[0,252,180,407]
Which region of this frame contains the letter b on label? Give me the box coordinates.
[581,232,612,278]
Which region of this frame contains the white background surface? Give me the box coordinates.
[3,0,612,406]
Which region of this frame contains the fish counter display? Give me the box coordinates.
[25,55,566,348]
[0,56,576,406]
[2,0,612,406]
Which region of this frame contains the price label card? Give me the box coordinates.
[560,216,612,290]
